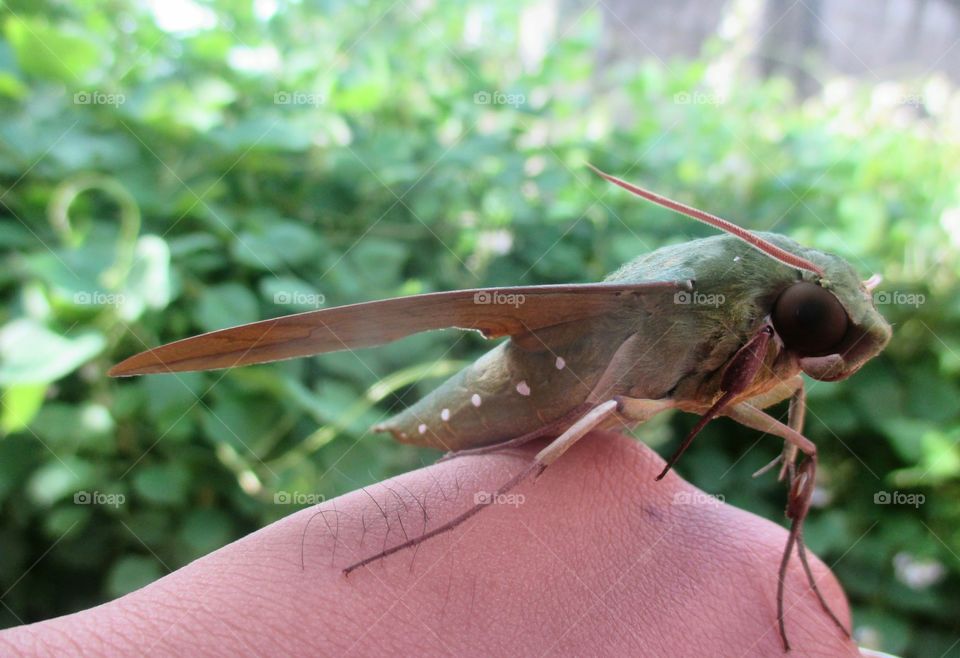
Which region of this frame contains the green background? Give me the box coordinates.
[0,1,958,655]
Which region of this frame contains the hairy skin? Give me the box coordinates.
[0,432,861,657]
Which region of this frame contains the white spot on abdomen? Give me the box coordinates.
[418,423,427,434]
[441,408,450,421]
[555,356,565,370]
[471,393,482,407]
[516,381,531,396]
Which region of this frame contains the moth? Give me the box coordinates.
[110,166,891,651]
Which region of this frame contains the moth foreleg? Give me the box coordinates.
[740,376,805,479]
[723,402,849,651]
[779,381,806,480]
[343,399,621,576]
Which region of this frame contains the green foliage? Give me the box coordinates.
[0,1,958,654]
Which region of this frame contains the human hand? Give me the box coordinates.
[0,431,863,657]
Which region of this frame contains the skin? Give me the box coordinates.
[0,431,864,657]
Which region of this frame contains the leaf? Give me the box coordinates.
[231,220,323,271]
[199,392,281,454]
[4,17,101,84]
[30,402,115,452]
[0,436,40,502]
[106,556,163,598]
[193,283,259,332]
[26,457,96,507]
[880,418,930,463]
[179,508,233,556]
[119,235,173,321]
[1,382,48,434]
[0,319,106,386]
[132,463,191,506]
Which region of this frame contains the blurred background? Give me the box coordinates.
[0,0,958,654]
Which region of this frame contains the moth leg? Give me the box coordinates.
[437,402,594,463]
[343,399,621,576]
[779,381,806,480]
[724,403,849,651]
[742,375,805,480]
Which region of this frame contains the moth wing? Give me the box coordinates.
[109,281,689,376]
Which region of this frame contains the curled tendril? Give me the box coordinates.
[48,174,141,289]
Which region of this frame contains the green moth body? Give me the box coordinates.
[378,232,891,451]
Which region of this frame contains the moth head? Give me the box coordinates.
[771,260,891,382]
[587,164,892,381]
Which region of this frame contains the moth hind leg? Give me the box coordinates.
[436,394,677,464]
[343,398,625,576]
[434,402,594,463]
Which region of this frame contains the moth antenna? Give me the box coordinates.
[586,164,825,277]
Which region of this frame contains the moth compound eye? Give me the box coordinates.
[772,282,848,357]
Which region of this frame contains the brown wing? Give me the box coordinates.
[109,281,688,376]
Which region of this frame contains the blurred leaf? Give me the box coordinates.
[193,283,259,332]
[881,418,930,463]
[30,402,115,452]
[0,319,106,385]
[180,508,233,556]
[132,463,191,506]
[1,382,47,433]
[199,392,281,454]
[119,235,173,321]
[106,556,164,598]
[231,220,323,271]
[26,457,96,507]
[4,16,101,84]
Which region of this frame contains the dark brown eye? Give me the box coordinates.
[772,282,848,357]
